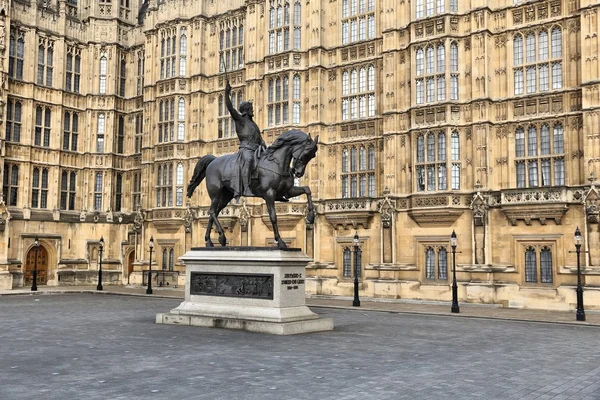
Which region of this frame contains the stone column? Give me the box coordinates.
[305,222,314,258]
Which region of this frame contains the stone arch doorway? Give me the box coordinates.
[24,245,49,286]
[127,251,135,284]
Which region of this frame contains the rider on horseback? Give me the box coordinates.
[225,81,266,200]
[225,81,288,201]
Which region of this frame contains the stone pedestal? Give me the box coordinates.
[156,247,333,335]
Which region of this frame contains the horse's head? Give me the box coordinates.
[291,135,319,178]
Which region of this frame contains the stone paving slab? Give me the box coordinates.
[1,285,599,327]
[0,294,599,400]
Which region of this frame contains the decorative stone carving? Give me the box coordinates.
[0,199,9,232]
[585,186,600,224]
[470,193,488,227]
[184,206,194,233]
[238,203,251,232]
[133,207,144,233]
[378,197,394,228]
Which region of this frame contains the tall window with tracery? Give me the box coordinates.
[156,163,173,207]
[63,111,79,151]
[424,246,448,281]
[9,27,25,80]
[132,171,141,210]
[159,98,175,142]
[2,164,19,206]
[176,163,184,206]
[6,99,22,143]
[177,98,185,141]
[524,245,553,284]
[268,1,301,53]
[119,0,130,19]
[117,115,125,154]
[137,51,144,96]
[119,55,126,97]
[342,246,362,278]
[94,172,103,211]
[115,173,123,212]
[35,106,51,147]
[135,113,143,153]
[220,22,244,71]
[513,27,562,95]
[342,65,376,120]
[99,53,107,94]
[96,113,105,152]
[450,42,459,100]
[268,75,290,126]
[341,0,375,44]
[415,43,449,104]
[514,123,564,188]
[218,90,243,138]
[179,27,187,76]
[341,144,376,198]
[416,130,460,191]
[416,0,457,18]
[60,170,77,211]
[31,167,49,209]
[37,38,54,87]
[162,248,175,271]
[65,46,81,93]
[160,29,176,79]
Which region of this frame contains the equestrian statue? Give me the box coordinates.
[187,80,319,249]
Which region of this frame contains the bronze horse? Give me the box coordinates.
[187,129,319,249]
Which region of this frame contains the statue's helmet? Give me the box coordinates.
[239,101,253,115]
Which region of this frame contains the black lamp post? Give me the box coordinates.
[96,237,104,291]
[146,236,154,295]
[574,227,585,321]
[31,237,39,292]
[352,232,361,307]
[450,230,459,313]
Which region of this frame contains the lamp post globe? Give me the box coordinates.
[352,232,360,307]
[573,227,585,321]
[450,230,459,314]
[146,236,154,295]
[31,237,40,292]
[97,237,104,291]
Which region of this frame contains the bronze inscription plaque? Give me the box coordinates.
[190,272,274,300]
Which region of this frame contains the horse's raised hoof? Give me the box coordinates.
[206,240,214,247]
[219,234,227,247]
[276,239,288,250]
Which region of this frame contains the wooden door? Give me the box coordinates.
[24,246,49,285]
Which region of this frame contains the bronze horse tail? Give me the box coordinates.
[187,155,217,198]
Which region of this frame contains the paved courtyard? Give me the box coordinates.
[1,294,599,400]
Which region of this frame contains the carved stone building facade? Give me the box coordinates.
[0,0,599,311]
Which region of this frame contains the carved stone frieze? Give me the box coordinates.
[408,209,464,227]
[260,203,304,231]
[197,206,238,232]
[322,199,374,230]
[501,204,568,226]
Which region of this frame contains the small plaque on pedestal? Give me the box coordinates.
[156,247,334,335]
